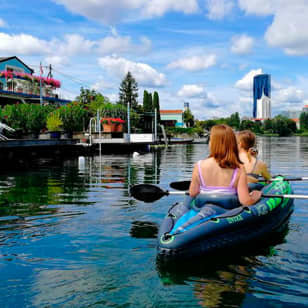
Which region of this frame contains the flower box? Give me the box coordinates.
[101,118,125,133]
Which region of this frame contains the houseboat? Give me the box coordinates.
[0,56,71,106]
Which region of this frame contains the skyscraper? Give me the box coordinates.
[253,74,271,119]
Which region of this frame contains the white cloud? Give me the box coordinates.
[91,78,114,91]
[44,55,69,66]
[275,86,304,103]
[97,35,151,55]
[235,68,263,91]
[98,56,167,87]
[167,54,217,71]
[205,0,234,20]
[54,0,199,24]
[265,4,308,56]
[0,18,6,28]
[0,31,150,59]
[231,34,254,55]
[142,0,199,17]
[56,34,95,55]
[177,84,207,98]
[238,0,278,16]
[0,33,50,55]
[239,0,308,56]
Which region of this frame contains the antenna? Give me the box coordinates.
[47,64,53,78]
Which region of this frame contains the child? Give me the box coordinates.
[237,130,271,183]
[189,124,261,206]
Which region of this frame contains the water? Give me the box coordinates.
[1,137,308,307]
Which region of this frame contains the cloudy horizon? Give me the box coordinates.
[1,0,308,119]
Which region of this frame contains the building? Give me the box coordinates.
[0,56,70,106]
[281,110,301,118]
[253,74,271,119]
[291,118,300,130]
[160,110,184,127]
[302,105,308,113]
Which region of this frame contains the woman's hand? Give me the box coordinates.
[249,190,262,202]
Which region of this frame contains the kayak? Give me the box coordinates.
[157,176,294,260]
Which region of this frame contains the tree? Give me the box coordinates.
[153,91,161,123]
[300,112,308,130]
[119,71,139,110]
[76,87,99,105]
[263,119,274,132]
[147,92,153,112]
[183,109,194,127]
[273,115,292,136]
[143,90,149,111]
[227,112,240,129]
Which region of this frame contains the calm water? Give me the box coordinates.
[1,137,308,307]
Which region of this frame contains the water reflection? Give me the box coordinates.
[157,226,289,307]
[1,139,308,307]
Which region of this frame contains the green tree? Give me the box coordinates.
[153,91,161,123]
[227,112,240,129]
[300,112,308,130]
[143,90,149,111]
[147,92,153,112]
[263,118,274,132]
[183,109,194,127]
[119,71,139,110]
[273,115,292,136]
[76,87,99,105]
[239,119,255,131]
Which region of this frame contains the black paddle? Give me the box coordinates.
[170,176,308,191]
[130,184,188,202]
[130,184,308,202]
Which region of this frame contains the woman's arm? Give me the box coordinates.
[189,163,200,197]
[237,167,262,205]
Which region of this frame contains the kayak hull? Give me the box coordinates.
[157,177,294,260]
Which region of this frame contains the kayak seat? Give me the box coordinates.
[194,193,240,210]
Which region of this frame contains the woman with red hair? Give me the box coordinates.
[189,124,261,206]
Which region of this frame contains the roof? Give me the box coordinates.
[291,118,299,122]
[304,105,308,108]
[0,56,34,74]
[160,109,183,114]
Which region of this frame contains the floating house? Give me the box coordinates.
[160,109,184,127]
[0,56,71,106]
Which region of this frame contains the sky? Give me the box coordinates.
[1,0,308,119]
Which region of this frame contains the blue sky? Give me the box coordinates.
[1,0,308,119]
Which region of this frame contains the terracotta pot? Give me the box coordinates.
[114,124,123,132]
[102,123,112,132]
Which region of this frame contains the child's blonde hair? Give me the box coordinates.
[237,130,258,162]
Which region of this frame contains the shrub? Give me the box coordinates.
[59,102,88,132]
[46,112,63,131]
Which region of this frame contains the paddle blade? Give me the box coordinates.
[130,184,167,202]
[170,180,191,191]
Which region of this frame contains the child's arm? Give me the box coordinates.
[237,167,262,205]
[260,161,271,180]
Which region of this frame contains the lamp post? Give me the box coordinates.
[127,101,131,143]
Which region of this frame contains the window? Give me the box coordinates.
[5,65,24,73]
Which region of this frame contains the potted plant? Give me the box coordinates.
[101,118,113,132]
[46,111,62,139]
[59,102,88,138]
[111,118,125,132]
[25,104,47,138]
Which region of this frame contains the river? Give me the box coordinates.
[1,137,308,307]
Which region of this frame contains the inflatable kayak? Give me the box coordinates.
[157,176,294,260]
